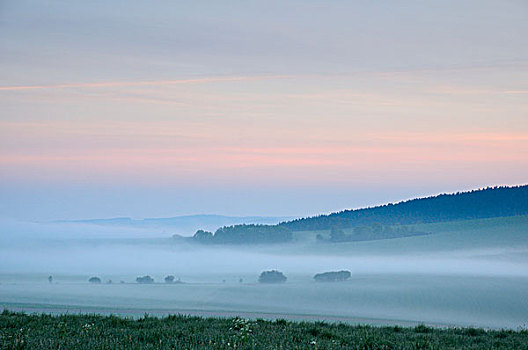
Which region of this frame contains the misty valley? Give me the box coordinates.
[1,187,528,332]
[2,0,528,347]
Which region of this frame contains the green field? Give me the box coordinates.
[2,310,528,349]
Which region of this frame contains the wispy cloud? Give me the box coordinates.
[503,90,528,95]
[0,75,291,92]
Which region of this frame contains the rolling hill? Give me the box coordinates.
[280,185,528,231]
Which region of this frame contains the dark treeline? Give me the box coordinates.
[281,185,528,231]
[193,224,293,244]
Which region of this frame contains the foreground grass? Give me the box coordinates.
[1,310,527,349]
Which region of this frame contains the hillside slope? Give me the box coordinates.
[281,185,528,231]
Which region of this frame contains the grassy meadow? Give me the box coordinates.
[2,310,528,349]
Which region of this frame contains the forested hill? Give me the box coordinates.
[280,185,528,231]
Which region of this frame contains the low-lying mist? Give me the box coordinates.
[1,219,528,329]
[1,219,527,278]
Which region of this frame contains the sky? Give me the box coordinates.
[1,0,527,220]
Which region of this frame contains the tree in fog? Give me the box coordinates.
[88,277,102,284]
[329,227,347,242]
[193,230,213,243]
[136,275,154,284]
[164,275,175,284]
[314,270,351,282]
[258,270,287,284]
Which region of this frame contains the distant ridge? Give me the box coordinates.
[280,185,528,231]
[57,214,296,235]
